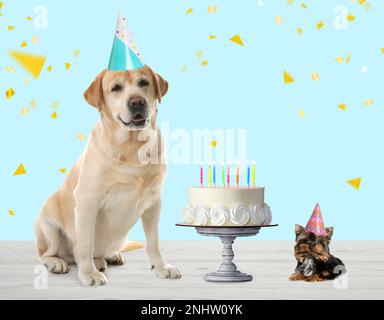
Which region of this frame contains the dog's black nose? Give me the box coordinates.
[128,96,146,111]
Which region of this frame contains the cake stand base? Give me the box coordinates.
[196,226,261,283]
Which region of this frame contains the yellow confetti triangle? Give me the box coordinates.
[5,88,15,99]
[345,54,352,64]
[209,140,218,148]
[207,5,217,13]
[196,50,203,58]
[201,60,208,67]
[381,48,384,54]
[8,210,15,216]
[301,3,307,9]
[77,132,86,141]
[283,70,295,84]
[31,35,39,44]
[335,56,344,63]
[230,34,244,46]
[347,177,361,190]
[50,101,59,109]
[21,107,30,116]
[46,65,53,72]
[209,34,216,39]
[30,99,37,108]
[311,72,320,81]
[347,14,355,22]
[287,0,294,5]
[13,164,26,176]
[297,27,303,35]
[51,111,58,119]
[8,25,15,31]
[180,65,188,72]
[299,109,305,118]
[26,16,33,21]
[9,50,47,79]
[337,103,347,110]
[20,41,28,48]
[185,8,193,14]
[317,20,325,29]
[59,168,67,174]
[74,49,80,58]
[65,62,71,70]
[364,99,373,106]
[0,2,3,10]
[358,0,366,4]
[275,16,283,25]
[5,66,16,73]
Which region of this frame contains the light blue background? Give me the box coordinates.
[0,1,383,240]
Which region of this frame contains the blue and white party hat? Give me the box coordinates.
[108,12,145,71]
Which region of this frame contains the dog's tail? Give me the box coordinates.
[120,241,145,253]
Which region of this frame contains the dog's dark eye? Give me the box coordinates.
[138,79,149,88]
[111,84,123,92]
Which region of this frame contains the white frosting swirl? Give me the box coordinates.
[263,203,272,225]
[210,205,229,226]
[250,204,265,225]
[193,204,210,225]
[182,205,195,224]
[230,204,250,226]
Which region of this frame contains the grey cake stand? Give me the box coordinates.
[176,224,278,282]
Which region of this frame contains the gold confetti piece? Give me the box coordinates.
[316,20,325,29]
[76,132,86,141]
[50,101,59,109]
[364,99,373,106]
[283,70,295,84]
[9,50,47,79]
[5,66,16,72]
[196,50,203,59]
[30,99,37,108]
[31,35,39,44]
[209,140,218,147]
[180,65,188,72]
[207,5,217,13]
[59,168,67,174]
[347,14,355,22]
[201,60,208,67]
[0,2,3,10]
[335,56,344,63]
[337,103,347,111]
[21,107,30,116]
[46,65,53,72]
[8,210,15,216]
[301,2,307,9]
[230,34,244,46]
[381,48,384,54]
[51,111,58,119]
[358,0,366,4]
[287,0,294,5]
[74,49,80,58]
[8,25,15,31]
[185,8,193,14]
[347,177,361,190]
[26,16,33,21]
[5,88,15,99]
[275,16,283,25]
[65,62,71,70]
[311,72,320,81]
[299,109,305,118]
[297,27,303,35]
[20,41,28,48]
[209,34,216,39]
[13,164,26,176]
[345,54,352,64]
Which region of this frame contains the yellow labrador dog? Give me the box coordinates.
[35,65,181,286]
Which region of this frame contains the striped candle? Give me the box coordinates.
[247,163,250,187]
[213,162,216,186]
[227,165,230,187]
[236,165,240,188]
[200,164,203,187]
[251,161,256,187]
[222,163,225,187]
[208,165,212,187]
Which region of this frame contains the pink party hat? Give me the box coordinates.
[304,203,327,236]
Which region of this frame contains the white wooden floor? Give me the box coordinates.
[0,241,383,300]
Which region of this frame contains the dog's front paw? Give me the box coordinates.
[79,270,108,286]
[305,274,324,282]
[153,264,181,279]
[289,272,305,281]
[106,253,125,266]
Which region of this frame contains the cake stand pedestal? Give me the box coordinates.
[176,224,278,282]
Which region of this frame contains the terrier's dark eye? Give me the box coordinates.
[138,79,149,88]
[111,84,123,92]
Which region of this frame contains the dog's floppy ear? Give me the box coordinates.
[295,224,304,235]
[146,65,168,103]
[326,227,334,240]
[84,69,107,110]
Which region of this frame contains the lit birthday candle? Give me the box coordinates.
[236,164,240,188]
[227,165,230,187]
[200,163,203,187]
[251,161,256,187]
[213,161,216,187]
[247,163,251,187]
[208,164,212,187]
[221,163,225,187]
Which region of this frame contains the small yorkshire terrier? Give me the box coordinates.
[289,224,346,282]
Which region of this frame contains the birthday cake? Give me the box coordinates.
[182,187,272,226]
